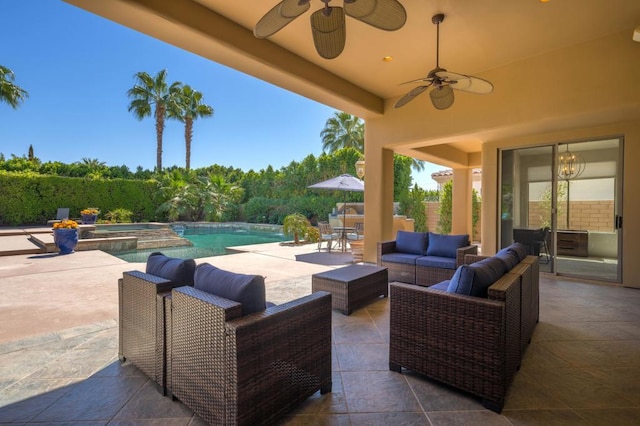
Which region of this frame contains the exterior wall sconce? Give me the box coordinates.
[355,159,365,179]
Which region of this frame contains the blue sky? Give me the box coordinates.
[1,1,440,189]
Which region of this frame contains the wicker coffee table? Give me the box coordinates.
[312,264,388,315]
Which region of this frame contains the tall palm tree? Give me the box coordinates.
[320,111,364,154]
[320,111,425,172]
[169,85,214,171]
[127,69,181,171]
[0,65,29,109]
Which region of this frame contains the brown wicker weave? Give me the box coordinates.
[169,287,332,425]
[389,273,522,414]
[464,253,540,356]
[377,240,416,284]
[312,264,388,315]
[118,270,188,395]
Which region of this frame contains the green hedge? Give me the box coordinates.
[0,172,165,226]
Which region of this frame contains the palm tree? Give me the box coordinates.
[320,112,364,153]
[0,65,29,109]
[127,69,181,171]
[320,111,426,172]
[169,85,214,171]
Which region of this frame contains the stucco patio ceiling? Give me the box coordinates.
[65,0,640,165]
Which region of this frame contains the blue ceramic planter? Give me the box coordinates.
[54,228,78,254]
[81,214,97,224]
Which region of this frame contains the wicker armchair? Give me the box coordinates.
[389,275,522,413]
[169,286,332,425]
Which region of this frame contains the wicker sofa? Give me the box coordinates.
[389,243,539,413]
[377,231,478,286]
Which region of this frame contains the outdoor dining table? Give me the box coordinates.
[332,226,355,252]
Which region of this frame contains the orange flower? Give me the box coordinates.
[81,208,99,215]
[53,219,78,230]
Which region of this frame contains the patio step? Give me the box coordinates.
[0,235,46,256]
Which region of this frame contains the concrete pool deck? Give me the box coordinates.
[0,237,348,344]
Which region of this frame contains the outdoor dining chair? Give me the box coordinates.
[318,222,338,252]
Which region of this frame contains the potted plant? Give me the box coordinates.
[80,208,99,224]
[282,213,310,245]
[52,219,79,254]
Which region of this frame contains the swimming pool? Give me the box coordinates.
[108,223,287,262]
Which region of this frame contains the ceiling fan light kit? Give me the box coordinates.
[394,13,494,110]
[254,0,407,59]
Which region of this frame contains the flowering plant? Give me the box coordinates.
[81,208,99,215]
[53,219,78,230]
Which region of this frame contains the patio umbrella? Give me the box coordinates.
[308,174,364,230]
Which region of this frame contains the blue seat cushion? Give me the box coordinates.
[447,256,508,298]
[507,242,529,262]
[495,247,520,270]
[416,256,457,270]
[426,233,469,258]
[395,231,428,255]
[194,263,266,315]
[381,252,421,265]
[146,252,195,285]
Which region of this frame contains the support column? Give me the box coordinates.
[364,147,394,263]
[451,168,472,236]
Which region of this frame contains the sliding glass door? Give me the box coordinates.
[499,138,622,282]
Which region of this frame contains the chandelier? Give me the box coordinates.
[557,145,585,180]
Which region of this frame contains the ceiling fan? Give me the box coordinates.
[394,13,494,110]
[254,0,407,60]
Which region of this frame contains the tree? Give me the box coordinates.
[282,213,310,244]
[0,65,29,109]
[169,85,214,171]
[320,112,364,154]
[320,111,425,172]
[127,69,182,171]
[28,145,34,161]
[437,180,453,234]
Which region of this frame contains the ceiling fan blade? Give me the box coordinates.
[453,76,494,94]
[430,85,455,110]
[344,0,407,31]
[394,85,430,108]
[311,7,346,59]
[436,71,494,94]
[254,0,309,39]
[400,76,433,85]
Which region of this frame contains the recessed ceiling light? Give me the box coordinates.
[382,56,393,62]
[539,0,551,3]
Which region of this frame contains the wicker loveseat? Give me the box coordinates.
[377,231,478,286]
[169,263,332,425]
[389,243,539,413]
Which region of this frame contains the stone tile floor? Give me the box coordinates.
[0,244,639,424]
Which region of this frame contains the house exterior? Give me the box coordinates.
[65,0,640,288]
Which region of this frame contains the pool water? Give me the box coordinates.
[109,227,287,263]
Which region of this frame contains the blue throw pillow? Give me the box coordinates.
[146,252,195,285]
[447,257,507,298]
[194,263,266,315]
[507,242,528,262]
[495,247,520,270]
[446,265,476,295]
[426,233,469,258]
[395,231,428,255]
